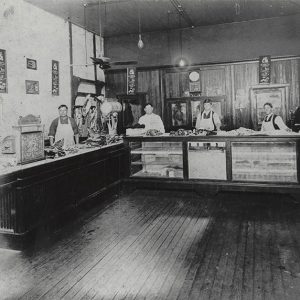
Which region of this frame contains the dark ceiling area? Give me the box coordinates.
[25,0,300,37]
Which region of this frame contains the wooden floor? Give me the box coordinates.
[1,189,300,300]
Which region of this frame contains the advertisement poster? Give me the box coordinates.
[52,60,59,96]
[127,67,136,95]
[0,49,7,93]
[259,55,271,84]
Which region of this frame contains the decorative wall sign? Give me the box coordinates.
[127,67,136,95]
[259,55,271,84]
[26,58,37,70]
[0,49,7,93]
[52,60,59,96]
[25,80,39,94]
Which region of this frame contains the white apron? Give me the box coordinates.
[55,117,75,149]
[199,111,214,131]
[262,114,276,131]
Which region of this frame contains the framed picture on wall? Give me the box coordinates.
[26,58,37,70]
[166,100,189,130]
[0,49,7,93]
[25,80,39,94]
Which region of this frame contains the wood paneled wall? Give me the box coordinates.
[105,58,300,130]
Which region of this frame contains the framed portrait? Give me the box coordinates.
[167,100,188,130]
[25,80,39,94]
[26,58,37,70]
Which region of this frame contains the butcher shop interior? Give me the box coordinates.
[1,0,300,299]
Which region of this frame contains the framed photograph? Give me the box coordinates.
[25,80,39,94]
[26,58,37,70]
[127,67,136,95]
[168,101,187,128]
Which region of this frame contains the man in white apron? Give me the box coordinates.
[195,98,221,131]
[49,104,79,149]
[261,102,290,132]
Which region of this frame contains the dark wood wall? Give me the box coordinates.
[105,58,300,130]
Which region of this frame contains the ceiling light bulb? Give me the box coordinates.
[138,34,144,49]
[179,58,186,67]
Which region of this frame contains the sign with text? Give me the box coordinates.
[52,60,59,96]
[259,55,271,84]
[127,67,136,95]
[0,49,7,93]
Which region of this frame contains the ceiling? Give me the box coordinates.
[25,0,300,38]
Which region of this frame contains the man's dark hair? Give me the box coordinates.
[203,98,212,104]
[58,104,68,110]
[144,103,153,109]
[264,102,273,108]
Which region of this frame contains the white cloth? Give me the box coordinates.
[55,118,75,149]
[195,110,221,130]
[138,113,165,133]
[261,113,288,131]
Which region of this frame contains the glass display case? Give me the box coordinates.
[231,142,297,182]
[129,141,183,178]
[188,141,227,180]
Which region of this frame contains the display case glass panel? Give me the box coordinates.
[129,141,183,178]
[231,142,297,182]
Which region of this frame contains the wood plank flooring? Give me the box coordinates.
[0,189,300,300]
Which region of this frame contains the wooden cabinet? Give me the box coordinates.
[0,143,129,249]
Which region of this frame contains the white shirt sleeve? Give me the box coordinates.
[274,116,288,130]
[213,113,221,125]
[155,115,165,133]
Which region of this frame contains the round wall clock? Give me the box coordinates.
[189,71,200,82]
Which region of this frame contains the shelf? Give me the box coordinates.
[131,148,182,155]
[232,169,297,174]
[131,162,183,167]
[131,170,183,178]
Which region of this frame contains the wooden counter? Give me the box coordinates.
[0,142,129,249]
[124,134,300,194]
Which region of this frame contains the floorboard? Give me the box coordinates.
[1,190,300,300]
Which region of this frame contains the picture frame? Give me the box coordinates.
[25,80,39,94]
[26,58,37,70]
[166,100,189,130]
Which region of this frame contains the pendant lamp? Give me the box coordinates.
[137,4,144,49]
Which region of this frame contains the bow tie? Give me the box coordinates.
[264,114,272,122]
[203,112,211,119]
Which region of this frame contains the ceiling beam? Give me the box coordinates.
[169,0,194,28]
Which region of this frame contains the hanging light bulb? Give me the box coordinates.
[138,34,144,49]
[179,58,186,67]
[137,4,144,49]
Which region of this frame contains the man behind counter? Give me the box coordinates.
[138,103,165,133]
[49,104,79,148]
[195,98,221,131]
[261,102,291,132]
